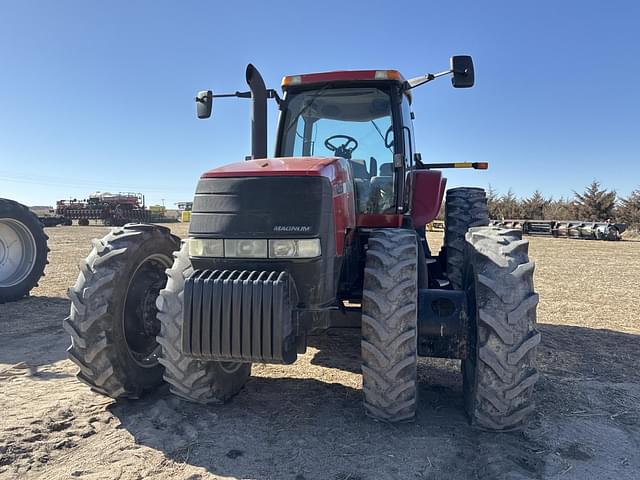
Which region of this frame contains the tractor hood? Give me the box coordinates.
[201,157,342,178]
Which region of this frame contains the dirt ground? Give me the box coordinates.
[1,224,639,480]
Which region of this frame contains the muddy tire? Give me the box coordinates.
[361,229,418,422]
[462,227,540,430]
[156,242,251,404]
[64,224,180,398]
[443,188,489,290]
[0,199,49,303]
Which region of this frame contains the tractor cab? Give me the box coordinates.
[276,71,411,217]
[195,59,482,230]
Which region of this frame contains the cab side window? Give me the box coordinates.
[401,98,415,208]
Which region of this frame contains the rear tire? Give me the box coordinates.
[0,198,49,303]
[64,224,180,398]
[443,188,489,290]
[361,229,418,422]
[156,242,251,404]
[462,227,540,430]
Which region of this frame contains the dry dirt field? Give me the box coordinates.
[1,224,639,480]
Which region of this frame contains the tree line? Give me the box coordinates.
[482,180,640,232]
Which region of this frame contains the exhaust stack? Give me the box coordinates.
[245,64,268,159]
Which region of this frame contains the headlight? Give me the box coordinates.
[224,239,268,258]
[189,238,223,257]
[188,238,321,259]
[269,239,321,258]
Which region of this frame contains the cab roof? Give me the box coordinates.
[281,70,407,88]
[281,70,411,102]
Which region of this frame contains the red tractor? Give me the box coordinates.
[65,57,540,429]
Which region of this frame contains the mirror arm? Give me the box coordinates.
[267,89,285,109]
[406,69,452,89]
[194,90,251,105]
[196,90,283,107]
[213,91,251,99]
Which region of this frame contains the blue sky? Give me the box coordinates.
[1,1,638,207]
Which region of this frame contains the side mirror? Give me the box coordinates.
[450,55,474,88]
[196,90,213,118]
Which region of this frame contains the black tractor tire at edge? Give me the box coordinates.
[462,226,540,430]
[0,198,49,303]
[443,188,489,290]
[64,224,180,398]
[156,241,251,404]
[361,228,418,422]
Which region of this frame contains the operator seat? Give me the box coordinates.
[349,159,370,181]
[368,163,394,212]
[349,159,371,213]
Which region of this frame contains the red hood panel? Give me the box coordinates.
[201,156,342,178]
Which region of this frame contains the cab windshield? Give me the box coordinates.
[279,86,396,214]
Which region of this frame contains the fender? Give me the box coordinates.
[410,170,447,228]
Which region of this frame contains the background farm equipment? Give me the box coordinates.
[148,205,179,223]
[176,201,193,222]
[56,192,149,226]
[426,220,445,232]
[38,212,69,227]
[490,219,626,240]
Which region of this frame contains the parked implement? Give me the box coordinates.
[0,198,49,303]
[66,58,540,429]
[491,219,626,241]
[56,192,149,226]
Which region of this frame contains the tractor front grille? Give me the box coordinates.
[189,176,331,237]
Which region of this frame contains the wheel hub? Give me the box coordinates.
[0,219,37,288]
[138,282,163,337]
[123,254,171,368]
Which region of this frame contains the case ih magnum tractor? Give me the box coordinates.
[65,57,540,429]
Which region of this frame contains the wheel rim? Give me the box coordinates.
[123,253,171,368]
[0,219,37,288]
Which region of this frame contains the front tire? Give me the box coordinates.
[0,199,49,303]
[64,224,180,398]
[156,242,251,404]
[361,229,418,422]
[462,227,540,430]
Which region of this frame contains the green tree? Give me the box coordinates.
[617,189,640,233]
[572,180,616,221]
[543,197,573,220]
[497,189,523,219]
[521,190,549,219]
[486,185,501,219]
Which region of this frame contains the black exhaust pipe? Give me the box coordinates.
[245,64,268,159]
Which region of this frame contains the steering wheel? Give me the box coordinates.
[324,135,359,159]
[384,126,394,149]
